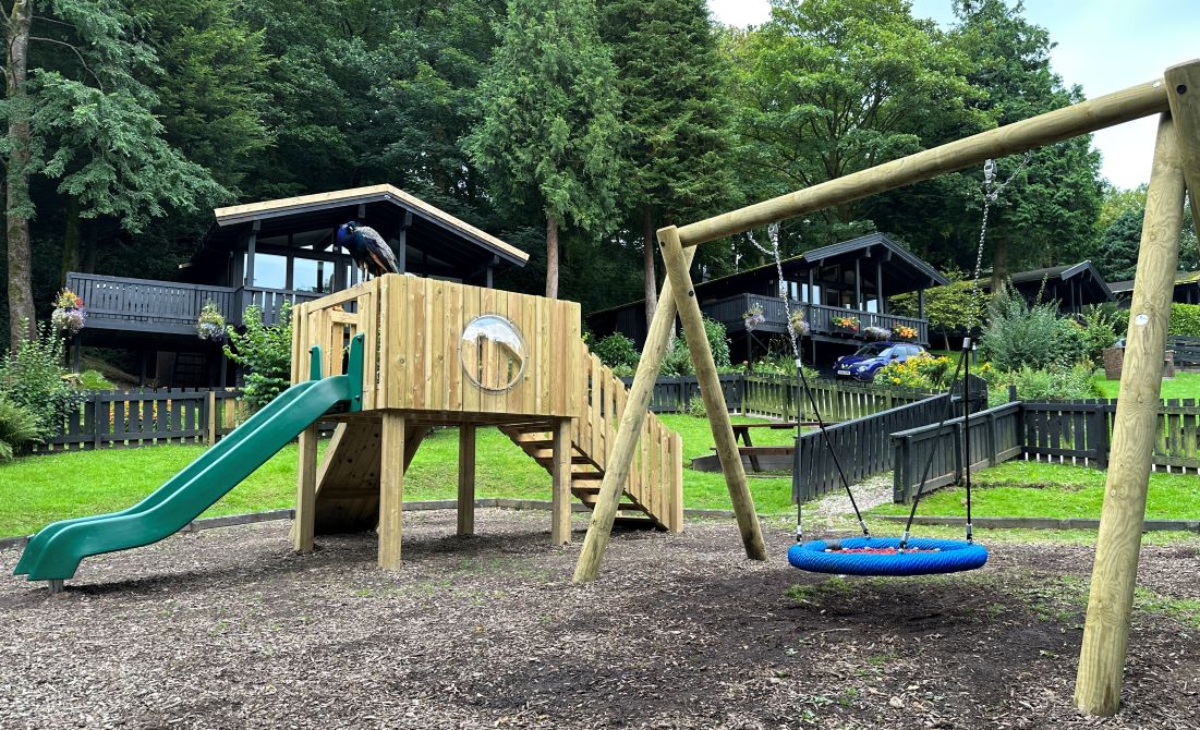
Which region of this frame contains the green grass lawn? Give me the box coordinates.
[1090,370,1199,400]
[0,414,803,537]
[869,460,1200,521]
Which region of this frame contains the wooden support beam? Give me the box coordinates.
[1164,61,1200,260]
[378,412,406,569]
[1075,114,1186,717]
[658,226,768,562]
[551,417,572,545]
[573,246,697,583]
[675,78,1169,247]
[293,423,319,553]
[457,424,476,536]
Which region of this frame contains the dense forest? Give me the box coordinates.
[2,0,1196,349]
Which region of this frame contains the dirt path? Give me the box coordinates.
[1,510,1197,730]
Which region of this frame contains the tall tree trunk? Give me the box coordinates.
[545,213,559,299]
[642,204,658,331]
[5,0,35,350]
[990,235,1009,293]
[59,196,83,284]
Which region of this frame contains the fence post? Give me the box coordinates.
[1094,403,1110,468]
[206,390,217,445]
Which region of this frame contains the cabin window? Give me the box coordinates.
[293,258,334,293]
[253,253,288,290]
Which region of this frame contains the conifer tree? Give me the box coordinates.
[466,0,624,299]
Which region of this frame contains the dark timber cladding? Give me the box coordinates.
[984,260,1115,314]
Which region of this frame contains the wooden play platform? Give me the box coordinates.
[287,274,684,568]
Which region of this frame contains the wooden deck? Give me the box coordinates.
[701,293,929,344]
[68,272,323,335]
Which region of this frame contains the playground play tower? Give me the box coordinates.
[288,274,684,567]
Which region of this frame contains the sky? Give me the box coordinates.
[707,0,1198,190]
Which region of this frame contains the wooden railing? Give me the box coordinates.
[577,347,684,531]
[742,374,933,422]
[890,398,1200,504]
[67,271,323,334]
[1168,336,1200,365]
[31,388,248,453]
[891,401,1023,503]
[700,293,929,344]
[793,393,954,501]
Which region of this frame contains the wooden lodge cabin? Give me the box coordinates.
[68,185,529,386]
[588,233,948,366]
[1109,270,1200,306]
[986,260,1115,314]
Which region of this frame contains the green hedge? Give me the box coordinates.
[1170,303,1200,337]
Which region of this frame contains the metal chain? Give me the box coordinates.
[967,152,1032,330]
[745,224,803,361]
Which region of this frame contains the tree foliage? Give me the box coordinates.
[466,0,624,298]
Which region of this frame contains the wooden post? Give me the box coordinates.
[551,417,572,545]
[1164,61,1200,260]
[675,79,1168,248]
[457,424,476,536]
[379,412,406,569]
[1075,114,1185,717]
[293,423,319,553]
[658,225,768,561]
[206,390,217,445]
[573,246,697,582]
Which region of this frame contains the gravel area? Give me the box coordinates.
[1,509,1197,729]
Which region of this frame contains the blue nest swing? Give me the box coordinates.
[787,537,989,577]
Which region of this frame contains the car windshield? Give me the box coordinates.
[852,344,890,357]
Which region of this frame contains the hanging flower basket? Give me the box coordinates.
[831,315,860,335]
[195,300,227,342]
[788,310,810,337]
[863,326,892,341]
[50,289,86,336]
[743,303,765,331]
[894,325,919,341]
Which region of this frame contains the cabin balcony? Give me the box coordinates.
[700,293,929,346]
[68,271,323,337]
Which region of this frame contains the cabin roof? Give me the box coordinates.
[989,260,1114,302]
[590,232,948,317]
[1109,270,1200,294]
[184,185,528,282]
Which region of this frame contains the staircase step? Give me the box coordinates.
[533,454,595,466]
[577,494,641,510]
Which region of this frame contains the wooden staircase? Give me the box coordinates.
[499,347,684,531]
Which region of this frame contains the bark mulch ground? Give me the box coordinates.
[1,510,1197,730]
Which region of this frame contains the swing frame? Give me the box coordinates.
[571,60,1200,719]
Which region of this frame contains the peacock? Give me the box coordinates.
[336,221,400,279]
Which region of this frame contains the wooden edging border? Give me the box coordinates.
[0,500,745,552]
[8,503,1194,553]
[875,515,1200,533]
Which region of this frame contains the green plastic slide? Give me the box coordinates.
[14,337,364,584]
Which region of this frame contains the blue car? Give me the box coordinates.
[835,342,927,382]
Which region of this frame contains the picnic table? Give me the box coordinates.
[723,421,816,472]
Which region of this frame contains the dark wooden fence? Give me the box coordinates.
[32,388,246,453]
[890,398,1200,504]
[1169,336,1200,366]
[623,373,932,422]
[891,401,1024,503]
[792,393,956,501]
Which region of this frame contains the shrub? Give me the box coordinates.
[748,354,819,381]
[0,396,39,461]
[875,354,956,391]
[980,286,1081,370]
[890,270,990,348]
[658,318,730,377]
[988,363,1096,405]
[593,333,640,370]
[224,303,294,410]
[0,323,80,440]
[1077,306,1120,362]
[686,394,708,418]
[1170,303,1200,337]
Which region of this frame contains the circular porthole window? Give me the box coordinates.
[460,315,527,392]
